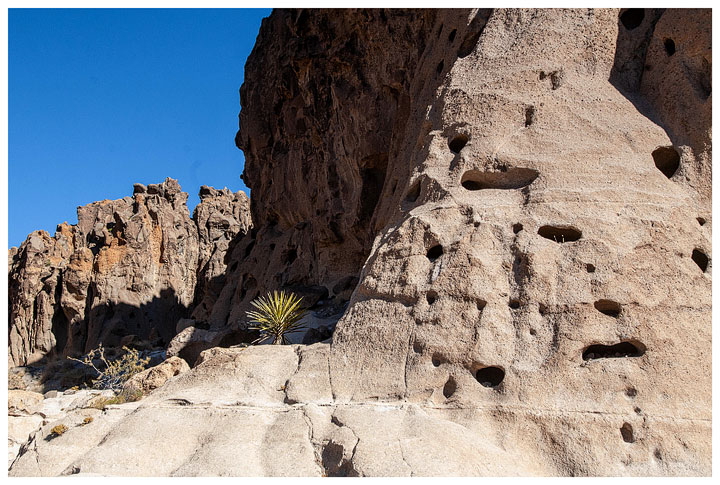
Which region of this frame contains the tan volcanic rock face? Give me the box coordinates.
[8,179,251,366]
[324,8,711,473]
[8,8,711,477]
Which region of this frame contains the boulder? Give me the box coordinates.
[8,390,44,416]
[166,327,221,366]
[122,356,190,396]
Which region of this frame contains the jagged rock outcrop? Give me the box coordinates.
[8,178,251,367]
[204,9,439,330]
[191,186,252,322]
[9,7,711,476]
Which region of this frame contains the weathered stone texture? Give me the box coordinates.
[8,7,711,477]
[8,178,251,366]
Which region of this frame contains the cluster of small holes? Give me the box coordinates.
[428,67,690,412]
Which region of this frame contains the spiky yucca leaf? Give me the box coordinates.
[246,290,308,345]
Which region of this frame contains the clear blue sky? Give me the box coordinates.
[8,8,271,248]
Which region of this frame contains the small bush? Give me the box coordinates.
[89,389,144,410]
[68,344,150,391]
[246,290,308,345]
[81,416,94,426]
[51,424,68,436]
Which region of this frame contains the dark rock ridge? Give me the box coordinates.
[206,9,440,329]
[8,178,251,366]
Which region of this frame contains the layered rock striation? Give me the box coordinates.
[8,179,251,366]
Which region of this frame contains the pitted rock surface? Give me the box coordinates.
[7,7,711,477]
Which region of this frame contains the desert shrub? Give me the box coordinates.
[246,290,308,345]
[89,389,144,410]
[81,416,94,426]
[68,345,150,391]
[50,424,68,436]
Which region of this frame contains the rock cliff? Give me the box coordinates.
[8,178,251,366]
[8,7,711,476]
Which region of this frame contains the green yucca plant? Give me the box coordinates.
[246,290,308,345]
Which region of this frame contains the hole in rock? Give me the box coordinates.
[594,300,622,318]
[443,377,457,398]
[448,29,457,42]
[448,134,469,154]
[529,328,537,336]
[620,9,644,30]
[476,366,505,387]
[538,225,582,243]
[244,240,256,258]
[654,449,662,460]
[538,303,548,316]
[620,422,635,443]
[525,106,535,127]
[436,60,444,74]
[461,168,539,190]
[426,245,443,262]
[405,181,421,203]
[697,217,706,226]
[513,223,523,234]
[476,299,487,311]
[426,291,438,305]
[634,407,642,414]
[283,248,298,265]
[586,263,596,273]
[626,387,637,398]
[692,249,709,272]
[582,341,645,361]
[458,30,482,58]
[652,146,680,178]
[664,38,676,56]
[696,57,711,99]
[359,160,387,224]
[432,354,443,367]
[413,341,423,353]
[509,299,520,310]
